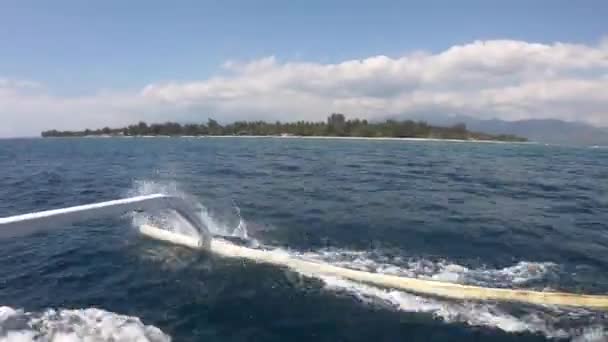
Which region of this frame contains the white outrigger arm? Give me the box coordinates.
[0,194,212,248]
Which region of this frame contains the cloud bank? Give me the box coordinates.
[2,39,608,137]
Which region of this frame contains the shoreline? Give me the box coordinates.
[200,135,529,144]
[41,135,534,144]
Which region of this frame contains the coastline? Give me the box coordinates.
[200,135,529,144]
[42,134,536,144]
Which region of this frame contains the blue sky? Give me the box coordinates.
[2,0,605,94]
[1,0,607,136]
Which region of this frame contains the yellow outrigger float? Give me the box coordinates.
[140,224,608,309]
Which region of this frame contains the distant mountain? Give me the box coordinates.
[399,114,608,146]
[468,119,608,146]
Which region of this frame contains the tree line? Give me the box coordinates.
[41,114,526,141]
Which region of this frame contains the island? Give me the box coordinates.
[41,114,526,142]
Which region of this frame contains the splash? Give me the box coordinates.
[231,200,248,240]
[0,306,170,342]
[128,180,249,239]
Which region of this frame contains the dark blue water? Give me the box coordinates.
[1,137,607,341]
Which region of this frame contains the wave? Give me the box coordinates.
[0,306,170,342]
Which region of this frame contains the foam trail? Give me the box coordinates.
[317,276,608,340]
[291,248,558,288]
[139,224,608,310]
[319,276,562,337]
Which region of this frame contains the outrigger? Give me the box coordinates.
[2,195,608,309]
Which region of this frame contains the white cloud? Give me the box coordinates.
[0,78,41,90]
[2,39,608,137]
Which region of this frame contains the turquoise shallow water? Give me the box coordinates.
[0,137,607,341]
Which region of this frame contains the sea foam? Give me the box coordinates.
[0,306,170,342]
[289,247,558,288]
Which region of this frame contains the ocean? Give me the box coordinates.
[0,137,607,341]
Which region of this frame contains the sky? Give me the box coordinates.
[1,0,607,137]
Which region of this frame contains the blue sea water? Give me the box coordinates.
[0,137,607,341]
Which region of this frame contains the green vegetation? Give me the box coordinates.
[41,114,526,141]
